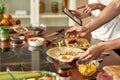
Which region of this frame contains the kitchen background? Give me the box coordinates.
[0,0,90,26]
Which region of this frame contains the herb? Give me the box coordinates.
[0,3,5,14]
[56,40,64,47]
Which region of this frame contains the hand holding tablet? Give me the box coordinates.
[63,7,82,26]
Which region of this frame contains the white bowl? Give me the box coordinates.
[28,37,45,47]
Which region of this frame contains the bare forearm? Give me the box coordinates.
[85,0,120,34]
[99,38,120,51]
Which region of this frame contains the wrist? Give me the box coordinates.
[98,3,106,10]
[84,24,92,34]
[97,42,107,51]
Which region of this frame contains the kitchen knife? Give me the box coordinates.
[45,29,64,38]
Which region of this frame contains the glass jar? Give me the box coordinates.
[39,0,45,13]
[58,64,72,80]
[51,2,58,13]
[0,27,9,41]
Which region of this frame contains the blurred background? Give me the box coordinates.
[0,0,90,26]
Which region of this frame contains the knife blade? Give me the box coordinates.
[45,29,64,38]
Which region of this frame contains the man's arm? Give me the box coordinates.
[85,0,120,34]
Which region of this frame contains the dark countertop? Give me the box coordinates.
[0,26,120,80]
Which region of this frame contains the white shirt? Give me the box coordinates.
[89,0,120,41]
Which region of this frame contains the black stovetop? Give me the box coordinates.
[0,46,56,72]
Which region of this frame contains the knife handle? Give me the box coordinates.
[57,29,65,33]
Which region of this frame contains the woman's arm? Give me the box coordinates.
[84,0,120,34]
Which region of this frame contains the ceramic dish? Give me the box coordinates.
[47,47,84,60]
[28,37,45,47]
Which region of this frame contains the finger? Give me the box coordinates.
[79,51,90,60]
[65,32,74,38]
[69,34,76,38]
[77,5,86,10]
[69,10,76,14]
[87,8,92,13]
[82,54,93,61]
[83,5,90,13]
[66,26,77,32]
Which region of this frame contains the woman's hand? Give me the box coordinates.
[70,9,91,19]
[79,42,105,61]
[65,26,88,38]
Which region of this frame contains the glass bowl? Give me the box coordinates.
[76,60,99,76]
[31,24,47,35]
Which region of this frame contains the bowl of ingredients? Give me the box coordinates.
[76,60,99,76]
[28,37,45,47]
[58,55,74,63]
[10,37,24,47]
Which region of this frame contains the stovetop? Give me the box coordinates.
[0,46,56,72]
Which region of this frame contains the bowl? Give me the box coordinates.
[13,25,28,34]
[76,60,99,76]
[28,37,45,47]
[10,37,24,47]
[58,55,74,63]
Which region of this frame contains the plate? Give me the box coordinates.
[47,47,84,60]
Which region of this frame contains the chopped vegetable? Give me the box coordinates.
[56,40,64,47]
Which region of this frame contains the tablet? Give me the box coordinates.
[63,7,82,26]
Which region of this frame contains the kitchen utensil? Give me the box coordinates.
[45,29,64,38]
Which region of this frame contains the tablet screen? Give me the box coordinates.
[63,7,82,26]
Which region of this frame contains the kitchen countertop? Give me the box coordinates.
[0,26,120,80]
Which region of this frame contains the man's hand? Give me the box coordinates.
[65,26,88,38]
[79,42,105,61]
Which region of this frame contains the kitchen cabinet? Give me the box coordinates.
[0,0,77,26]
